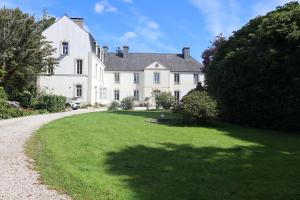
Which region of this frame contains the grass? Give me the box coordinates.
[26,111,300,200]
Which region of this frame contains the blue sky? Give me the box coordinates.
[0,0,295,60]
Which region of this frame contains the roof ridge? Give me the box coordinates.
[108,52,180,55]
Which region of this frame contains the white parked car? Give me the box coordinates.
[66,100,80,110]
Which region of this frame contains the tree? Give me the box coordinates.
[201,33,226,78]
[0,7,57,98]
[38,9,56,31]
[206,2,300,131]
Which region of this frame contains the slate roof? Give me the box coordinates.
[105,53,203,72]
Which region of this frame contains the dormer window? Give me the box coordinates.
[62,42,69,55]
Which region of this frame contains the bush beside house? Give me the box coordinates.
[155,92,175,110]
[0,87,67,119]
[173,91,218,122]
[108,101,120,111]
[121,97,134,110]
[38,95,67,113]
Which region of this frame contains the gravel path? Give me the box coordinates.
[0,109,103,200]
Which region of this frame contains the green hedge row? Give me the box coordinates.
[38,95,67,113]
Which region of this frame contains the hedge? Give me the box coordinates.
[38,95,66,113]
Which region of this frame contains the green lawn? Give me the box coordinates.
[26,111,300,200]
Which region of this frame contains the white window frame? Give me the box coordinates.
[174,91,180,101]
[174,74,180,85]
[134,90,139,101]
[76,59,83,75]
[47,66,54,74]
[103,88,107,100]
[194,73,199,84]
[114,73,120,84]
[62,41,69,55]
[99,88,103,100]
[134,72,139,84]
[75,84,82,98]
[114,90,120,100]
[154,72,160,84]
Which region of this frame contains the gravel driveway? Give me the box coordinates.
[0,109,103,200]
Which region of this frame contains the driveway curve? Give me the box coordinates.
[0,109,103,200]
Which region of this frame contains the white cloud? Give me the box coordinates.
[190,0,242,36]
[148,21,159,30]
[94,0,117,14]
[117,12,176,52]
[190,0,294,37]
[120,31,137,42]
[122,0,133,3]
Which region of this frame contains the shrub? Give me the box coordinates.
[38,95,66,113]
[16,91,32,108]
[121,97,134,110]
[173,91,218,122]
[155,92,175,110]
[0,87,7,100]
[108,101,120,111]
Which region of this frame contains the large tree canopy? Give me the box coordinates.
[206,2,300,131]
[0,7,56,97]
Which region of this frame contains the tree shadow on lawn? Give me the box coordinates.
[105,143,300,200]
[111,110,220,128]
[105,111,300,199]
[111,110,300,148]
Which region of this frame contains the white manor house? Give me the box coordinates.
[38,16,204,106]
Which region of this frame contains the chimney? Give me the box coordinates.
[182,46,190,60]
[103,46,109,57]
[71,17,84,28]
[123,46,129,59]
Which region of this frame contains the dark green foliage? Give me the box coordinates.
[121,97,134,110]
[155,92,175,110]
[16,91,32,108]
[0,7,57,97]
[38,9,56,31]
[206,2,300,131]
[0,86,36,119]
[201,33,226,79]
[0,87,7,100]
[173,91,218,122]
[108,101,120,111]
[38,95,66,113]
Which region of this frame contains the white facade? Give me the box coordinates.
[37,16,204,106]
[38,16,105,105]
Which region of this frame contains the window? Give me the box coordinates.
[134,90,139,101]
[96,64,98,79]
[194,74,199,84]
[114,90,120,100]
[47,66,54,74]
[62,42,69,55]
[103,88,107,100]
[134,73,139,84]
[174,74,180,84]
[76,59,83,75]
[99,88,107,100]
[154,72,160,84]
[174,91,180,101]
[76,85,82,97]
[114,73,120,84]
